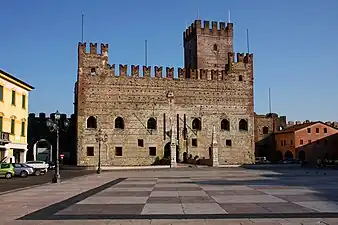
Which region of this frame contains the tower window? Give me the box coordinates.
[239,75,243,81]
[213,44,217,51]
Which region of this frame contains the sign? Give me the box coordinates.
[60,154,64,159]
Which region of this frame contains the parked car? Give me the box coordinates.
[12,163,34,178]
[24,161,49,176]
[0,162,15,179]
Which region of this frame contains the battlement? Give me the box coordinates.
[228,52,253,64]
[78,42,108,57]
[82,60,252,80]
[184,20,233,43]
[29,112,74,120]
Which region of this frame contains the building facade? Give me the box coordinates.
[254,113,287,161]
[274,121,338,163]
[0,69,34,163]
[75,20,255,167]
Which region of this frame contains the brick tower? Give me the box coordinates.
[183,20,233,71]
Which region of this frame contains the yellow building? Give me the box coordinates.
[0,69,34,163]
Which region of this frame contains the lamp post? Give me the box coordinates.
[95,129,108,174]
[46,110,69,183]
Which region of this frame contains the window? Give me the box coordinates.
[149,147,156,156]
[262,126,269,134]
[221,119,230,131]
[283,140,286,145]
[22,95,26,109]
[0,163,10,169]
[0,85,3,101]
[226,139,232,147]
[86,147,94,156]
[307,128,311,133]
[192,138,197,147]
[300,139,303,145]
[213,44,217,51]
[316,128,319,133]
[138,139,144,147]
[90,68,96,75]
[10,119,15,135]
[239,75,243,81]
[324,128,327,133]
[86,116,97,128]
[290,140,293,145]
[115,147,122,156]
[281,140,283,146]
[0,116,3,132]
[115,117,124,129]
[147,118,157,129]
[239,119,248,131]
[21,121,25,136]
[192,118,201,130]
[11,90,16,105]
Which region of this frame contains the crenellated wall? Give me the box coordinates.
[78,42,252,80]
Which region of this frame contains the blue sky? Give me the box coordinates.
[0,0,337,121]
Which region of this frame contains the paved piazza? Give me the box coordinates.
[3,167,338,224]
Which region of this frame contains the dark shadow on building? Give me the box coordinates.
[27,112,77,165]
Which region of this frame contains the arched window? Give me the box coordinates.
[239,119,248,131]
[262,126,269,134]
[221,119,230,131]
[115,117,124,129]
[192,118,201,130]
[239,75,243,81]
[87,116,97,129]
[147,118,157,130]
[213,44,217,51]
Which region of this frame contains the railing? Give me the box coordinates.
[0,132,10,142]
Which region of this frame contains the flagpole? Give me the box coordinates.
[81,14,84,43]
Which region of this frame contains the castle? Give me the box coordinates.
[75,20,255,167]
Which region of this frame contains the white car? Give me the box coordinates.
[24,161,49,175]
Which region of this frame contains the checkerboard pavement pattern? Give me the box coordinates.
[54,176,338,217]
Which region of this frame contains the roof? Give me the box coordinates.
[0,69,34,91]
[276,121,337,134]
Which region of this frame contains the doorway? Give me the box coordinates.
[164,142,179,162]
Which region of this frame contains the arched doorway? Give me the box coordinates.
[276,151,283,161]
[284,150,293,160]
[298,151,306,161]
[164,142,179,162]
[33,139,53,162]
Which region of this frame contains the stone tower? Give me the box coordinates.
[183,20,233,71]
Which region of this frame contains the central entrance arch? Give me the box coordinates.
[164,142,179,163]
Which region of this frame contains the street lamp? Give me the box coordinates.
[46,110,69,183]
[95,129,108,174]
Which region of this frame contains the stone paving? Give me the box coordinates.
[2,167,338,224]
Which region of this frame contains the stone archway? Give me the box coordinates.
[284,150,294,160]
[33,139,52,162]
[276,151,283,161]
[164,142,179,162]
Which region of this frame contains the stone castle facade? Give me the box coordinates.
[75,20,255,167]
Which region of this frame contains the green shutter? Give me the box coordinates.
[11,119,15,134]
[21,121,25,136]
[11,90,16,105]
[22,95,26,108]
[0,117,3,133]
[0,86,3,101]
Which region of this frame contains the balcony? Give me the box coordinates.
[0,132,10,144]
